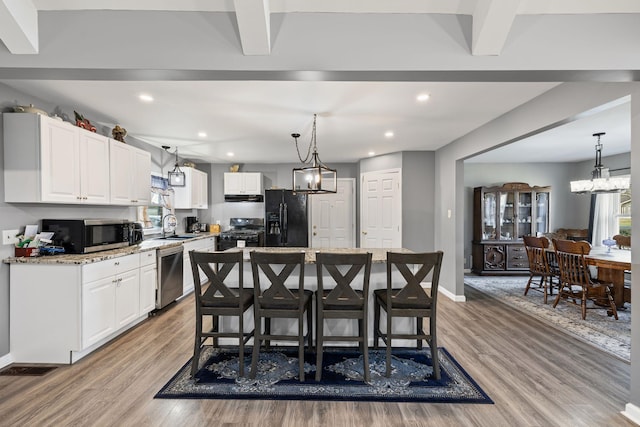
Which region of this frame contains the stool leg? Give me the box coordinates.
[315,304,324,381]
[373,299,380,350]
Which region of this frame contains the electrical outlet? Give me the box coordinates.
[2,229,19,246]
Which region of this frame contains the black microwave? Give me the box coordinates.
[41,219,139,254]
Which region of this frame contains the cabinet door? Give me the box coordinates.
[132,147,151,205]
[243,173,262,194]
[174,168,194,209]
[516,191,533,239]
[115,269,140,327]
[40,119,82,203]
[82,276,116,348]
[499,192,515,240]
[109,140,134,205]
[534,191,550,236]
[79,132,110,204]
[224,172,243,194]
[139,263,157,314]
[195,169,208,208]
[481,191,497,240]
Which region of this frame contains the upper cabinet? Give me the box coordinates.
[224,172,263,195]
[174,167,208,209]
[109,140,151,206]
[3,113,151,206]
[4,113,110,204]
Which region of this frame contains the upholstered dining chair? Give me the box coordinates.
[613,234,631,249]
[373,251,444,379]
[249,251,313,382]
[551,239,618,320]
[523,235,555,303]
[315,252,372,382]
[189,250,254,378]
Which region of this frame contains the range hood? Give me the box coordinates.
[224,194,264,202]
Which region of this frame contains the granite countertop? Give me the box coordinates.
[4,232,219,265]
[226,247,413,264]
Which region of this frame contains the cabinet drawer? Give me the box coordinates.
[139,250,156,267]
[506,245,528,269]
[83,253,140,282]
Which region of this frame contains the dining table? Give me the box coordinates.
[584,247,631,310]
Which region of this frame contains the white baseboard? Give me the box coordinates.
[0,353,14,369]
[622,403,640,425]
[439,286,466,302]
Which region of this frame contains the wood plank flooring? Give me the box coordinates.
[0,286,634,426]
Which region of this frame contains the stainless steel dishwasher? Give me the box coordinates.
[156,245,184,309]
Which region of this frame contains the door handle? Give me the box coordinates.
[362,231,367,235]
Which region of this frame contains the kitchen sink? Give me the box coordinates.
[156,234,198,240]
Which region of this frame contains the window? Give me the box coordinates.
[618,187,631,236]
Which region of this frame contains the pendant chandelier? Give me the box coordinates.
[163,145,186,187]
[292,114,337,194]
[570,132,630,194]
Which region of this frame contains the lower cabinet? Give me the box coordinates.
[472,242,529,275]
[182,236,216,296]
[10,251,157,364]
[139,251,157,314]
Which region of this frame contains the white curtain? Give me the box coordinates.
[592,193,621,246]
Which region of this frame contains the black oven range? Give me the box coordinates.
[216,217,265,251]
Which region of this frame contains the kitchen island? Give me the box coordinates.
[215,247,422,347]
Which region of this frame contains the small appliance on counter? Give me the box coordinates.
[41,219,139,254]
[185,216,199,233]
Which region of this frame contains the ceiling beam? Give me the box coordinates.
[0,0,38,54]
[233,0,270,55]
[472,0,520,56]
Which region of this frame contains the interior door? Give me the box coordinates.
[310,178,355,248]
[360,170,401,248]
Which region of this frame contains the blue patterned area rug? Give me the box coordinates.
[155,346,493,403]
[465,275,630,362]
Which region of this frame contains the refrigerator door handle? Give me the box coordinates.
[282,203,288,243]
[278,203,284,244]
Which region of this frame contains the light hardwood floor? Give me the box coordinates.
[0,286,634,427]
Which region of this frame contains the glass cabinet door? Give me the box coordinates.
[517,191,533,238]
[535,192,550,236]
[499,192,515,240]
[482,192,497,240]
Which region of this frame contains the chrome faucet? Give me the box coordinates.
[162,213,177,238]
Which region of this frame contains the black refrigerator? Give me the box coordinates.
[265,189,308,247]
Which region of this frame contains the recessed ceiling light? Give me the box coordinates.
[368,151,376,156]
[227,152,234,157]
[198,132,207,138]
[139,94,154,102]
[416,93,430,102]
[384,131,394,138]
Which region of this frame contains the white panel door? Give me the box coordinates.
[310,179,355,248]
[40,119,81,203]
[360,170,401,248]
[79,132,110,204]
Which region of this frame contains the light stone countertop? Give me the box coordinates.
[4,232,219,265]
[225,247,413,264]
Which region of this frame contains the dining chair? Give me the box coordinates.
[189,250,254,378]
[315,252,372,382]
[551,239,618,320]
[373,251,444,379]
[613,234,631,249]
[523,235,555,303]
[249,251,313,382]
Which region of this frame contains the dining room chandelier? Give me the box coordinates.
[570,132,630,194]
[291,114,337,194]
[163,145,186,187]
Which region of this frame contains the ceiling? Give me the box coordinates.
[0,1,637,165]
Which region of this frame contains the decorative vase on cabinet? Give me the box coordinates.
[472,182,550,275]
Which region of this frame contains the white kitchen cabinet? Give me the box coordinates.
[139,251,157,314]
[9,252,153,364]
[223,172,263,195]
[174,167,208,209]
[182,236,216,295]
[81,253,141,348]
[3,113,109,204]
[109,140,151,206]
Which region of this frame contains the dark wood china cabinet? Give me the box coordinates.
[472,182,550,275]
